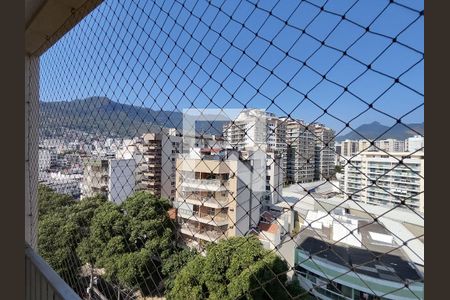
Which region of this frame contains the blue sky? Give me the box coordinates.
[40,0,423,134]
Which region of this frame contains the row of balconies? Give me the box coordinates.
[178,209,228,226]
[179,223,227,242]
[179,177,229,191]
[178,192,229,208]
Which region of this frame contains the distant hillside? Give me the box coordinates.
[40,97,183,138]
[336,121,424,141]
[40,97,227,138]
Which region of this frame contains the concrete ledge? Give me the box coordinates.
[25,0,103,56]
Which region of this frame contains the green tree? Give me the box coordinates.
[77,191,176,295]
[38,184,74,216]
[162,248,198,293]
[168,236,306,300]
[38,208,81,288]
[37,185,108,293]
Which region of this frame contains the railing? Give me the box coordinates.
[180,177,227,190]
[180,224,226,242]
[178,209,228,225]
[179,193,229,207]
[31,0,424,298]
[25,244,81,300]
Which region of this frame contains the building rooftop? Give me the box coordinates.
[258,222,279,234]
[298,235,422,283]
[296,207,423,283]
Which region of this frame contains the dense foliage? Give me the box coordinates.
[38,187,304,299]
[162,248,198,292]
[167,236,306,300]
[77,191,175,294]
[37,185,107,293]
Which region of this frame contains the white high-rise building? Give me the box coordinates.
[313,124,335,180]
[285,119,316,183]
[405,135,424,152]
[223,109,287,175]
[341,151,424,213]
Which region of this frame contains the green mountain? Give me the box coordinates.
[39,97,227,138]
[336,121,424,141]
[40,97,183,138]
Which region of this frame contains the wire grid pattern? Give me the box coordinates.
[33,0,424,299]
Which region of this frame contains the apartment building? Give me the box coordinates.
[405,135,424,152]
[174,148,265,250]
[80,157,109,199]
[341,151,424,212]
[341,139,359,157]
[285,119,316,183]
[223,109,287,175]
[38,172,82,199]
[313,124,336,180]
[295,210,423,300]
[135,130,226,201]
[265,151,284,207]
[358,139,376,153]
[136,132,183,200]
[376,139,405,152]
[81,156,136,204]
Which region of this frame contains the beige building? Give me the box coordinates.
[174,148,265,250]
[376,139,405,152]
[136,131,182,200]
[136,130,226,201]
[341,151,424,213]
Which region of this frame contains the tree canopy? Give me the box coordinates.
[162,248,198,293]
[37,186,304,299]
[167,236,306,300]
[37,185,108,293]
[76,191,175,294]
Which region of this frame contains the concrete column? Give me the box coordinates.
[25,55,40,250]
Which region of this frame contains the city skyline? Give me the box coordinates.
[39,0,423,134]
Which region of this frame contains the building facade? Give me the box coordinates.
[81,156,137,204]
[341,140,360,157]
[341,151,424,213]
[314,124,336,180]
[405,135,424,152]
[174,148,265,251]
[376,139,405,152]
[223,109,287,175]
[285,119,316,183]
[265,151,284,207]
[135,132,183,200]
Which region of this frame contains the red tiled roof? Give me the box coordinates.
[258,222,278,234]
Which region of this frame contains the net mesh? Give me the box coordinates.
[30,0,424,299]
